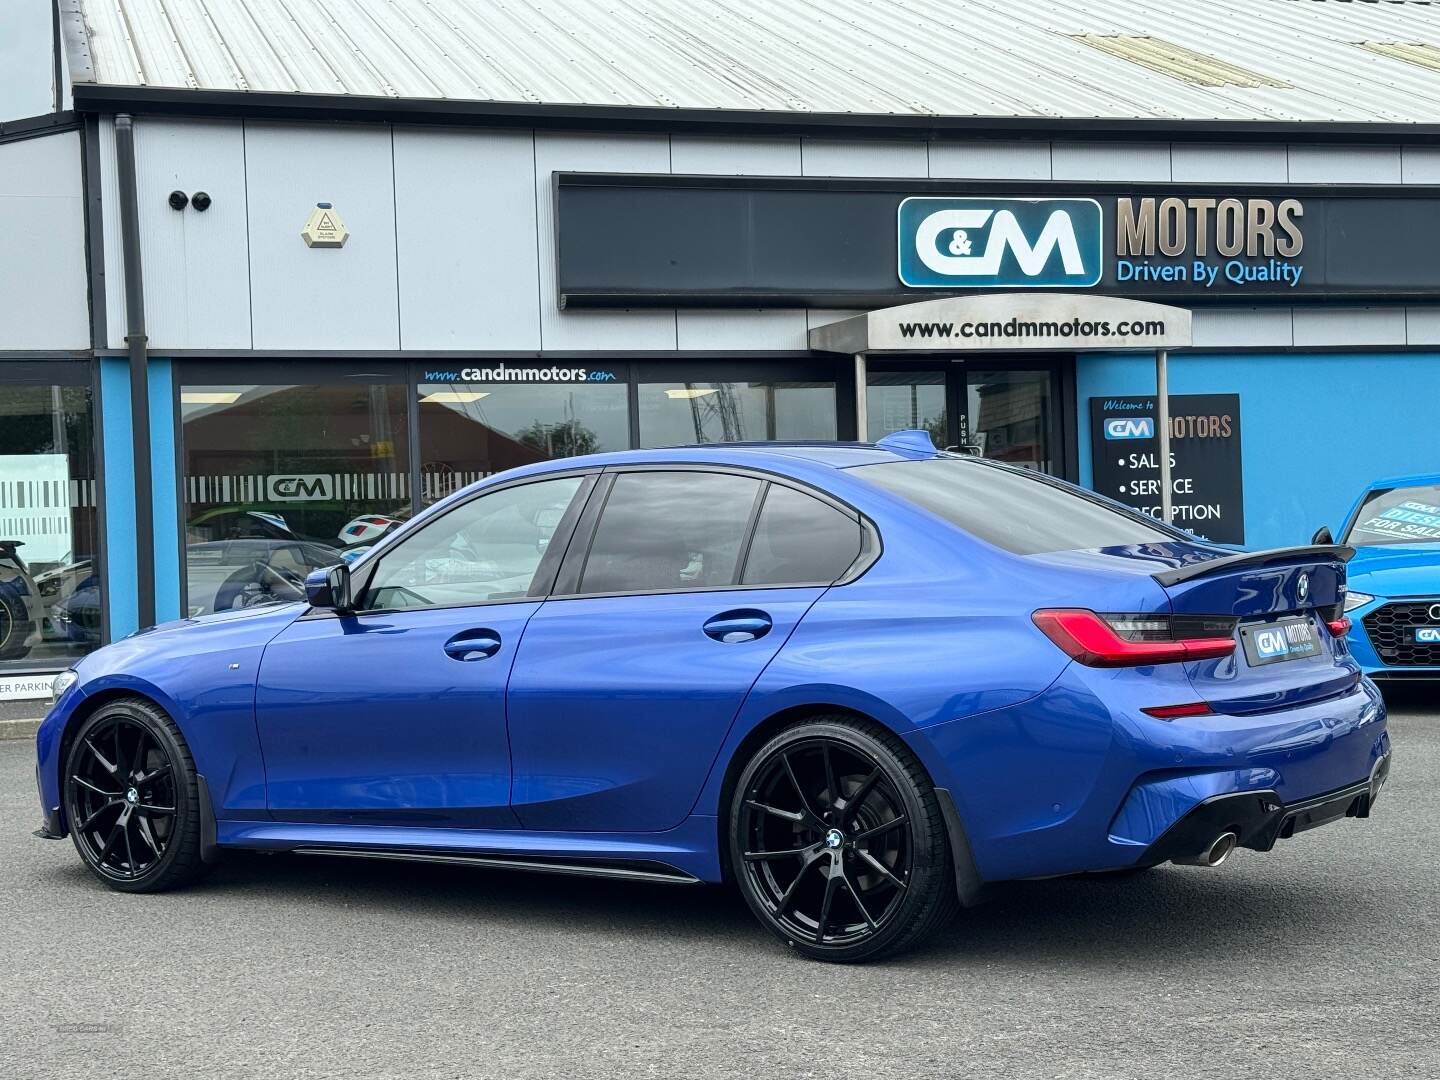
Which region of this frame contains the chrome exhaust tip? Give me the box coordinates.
[1173,831,1239,867]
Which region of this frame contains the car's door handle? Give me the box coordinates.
[703,610,773,644]
[443,629,502,661]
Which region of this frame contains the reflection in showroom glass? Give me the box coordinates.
[181,383,410,616]
[0,384,100,667]
[639,381,836,446]
[417,380,628,504]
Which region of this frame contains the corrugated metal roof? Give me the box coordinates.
[62,0,1440,123]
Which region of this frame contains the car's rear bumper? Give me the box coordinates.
[1138,751,1391,866]
[910,666,1390,883]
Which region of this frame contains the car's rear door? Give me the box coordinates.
[507,467,865,832]
[253,472,593,827]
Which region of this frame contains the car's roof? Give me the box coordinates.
[513,441,939,476]
[1361,472,1440,491]
[402,436,950,529]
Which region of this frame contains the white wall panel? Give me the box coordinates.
[1288,145,1401,185]
[245,123,399,350]
[1171,143,1288,183]
[1405,307,1440,345]
[0,130,80,195]
[1190,307,1293,348]
[801,139,927,177]
[395,128,540,350]
[928,141,1051,180]
[0,131,88,349]
[676,309,808,350]
[670,136,801,175]
[534,133,675,351]
[1051,142,1170,182]
[1401,147,1440,184]
[1292,306,1406,348]
[125,119,251,350]
[100,118,125,349]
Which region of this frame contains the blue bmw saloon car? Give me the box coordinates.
[35,433,1391,962]
[1316,474,1440,681]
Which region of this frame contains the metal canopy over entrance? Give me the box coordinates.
[810,293,1193,525]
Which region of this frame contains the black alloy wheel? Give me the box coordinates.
[731,717,957,962]
[63,698,213,892]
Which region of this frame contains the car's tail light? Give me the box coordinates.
[1327,616,1351,637]
[1141,702,1214,719]
[1031,609,1237,667]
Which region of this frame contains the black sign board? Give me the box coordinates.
[1088,394,1244,545]
[555,173,1440,308]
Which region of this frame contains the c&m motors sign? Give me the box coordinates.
[554,173,1440,307]
[897,196,1307,292]
[898,198,1103,289]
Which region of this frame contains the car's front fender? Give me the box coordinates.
[37,605,306,830]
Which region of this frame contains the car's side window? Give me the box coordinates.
[741,484,862,586]
[359,476,584,611]
[578,471,761,595]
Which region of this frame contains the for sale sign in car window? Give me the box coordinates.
[1347,486,1440,545]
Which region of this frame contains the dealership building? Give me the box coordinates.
[3,0,1440,696]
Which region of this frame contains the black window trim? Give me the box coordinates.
[548,462,881,602]
[302,468,601,619]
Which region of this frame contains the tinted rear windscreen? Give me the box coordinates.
[854,458,1178,555]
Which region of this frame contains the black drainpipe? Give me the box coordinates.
[113,113,156,629]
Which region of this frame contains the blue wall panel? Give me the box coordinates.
[1078,352,1440,550]
[147,358,181,623]
[99,358,138,639]
[99,357,181,639]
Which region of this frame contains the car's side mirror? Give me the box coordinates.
[304,563,353,613]
[1311,526,1334,545]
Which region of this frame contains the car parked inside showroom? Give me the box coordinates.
[0,540,41,661]
[1313,473,1440,681]
[35,433,1391,962]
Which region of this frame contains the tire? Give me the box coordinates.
[729,715,958,963]
[63,697,215,893]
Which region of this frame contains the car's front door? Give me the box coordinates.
[508,468,867,832]
[253,473,593,827]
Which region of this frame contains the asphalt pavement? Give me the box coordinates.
[2,691,1436,1080]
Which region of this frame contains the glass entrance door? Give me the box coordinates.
[865,361,1065,477]
[865,371,947,446]
[964,369,1054,472]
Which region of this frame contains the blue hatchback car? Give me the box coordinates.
[35,434,1392,962]
[1319,474,1440,681]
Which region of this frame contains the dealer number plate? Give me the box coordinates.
[1241,618,1321,666]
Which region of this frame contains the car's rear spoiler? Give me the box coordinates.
[1151,545,1355,588]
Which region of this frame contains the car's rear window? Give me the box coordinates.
[1344,484,1440,546]
[853,458,1180,555]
